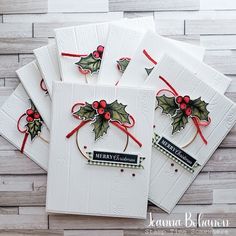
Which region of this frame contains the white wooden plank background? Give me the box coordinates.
[0,0,236,235]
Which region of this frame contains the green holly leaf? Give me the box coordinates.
[75,53,101,74]
[189,97,209,121]
[108,100,130,124]
[73,103,96,120]
[145,67,154,75]
[117,58,131,73]
[92,115,109,140]
[156,95,178,116]
[26,119,42,140]
[29,99,37,112]
[171,109,189,134]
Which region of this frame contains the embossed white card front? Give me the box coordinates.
[55,17,155,84]
[34,43,61,97]
[0,84,49,171]
[46,82,155,218]
[144,55,236,213]
[119,31,231,94]
[98,25,205,86]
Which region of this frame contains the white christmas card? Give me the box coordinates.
[55,17,155,85]
[98,24,205,86]
[119,31,231,94]
[0,84,49,171]
[16,61,52,129]
[144,54,236,213]
[34,43,61,97]
[46,82,156,219]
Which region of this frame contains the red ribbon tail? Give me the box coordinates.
[111,121,142,148]
[66,120,90,139]
[61,52,87,58]
[192,117,208,145]
[143,49,157,65]
[21,132,29,153]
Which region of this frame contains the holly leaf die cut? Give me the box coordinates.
[156,95,178,116]
[26,120,42,140]
[108,100,130,124]
[25,100,43,140]
[145,67,154,76]
[189,97,209,121]
[75,53,101,74]
[72,100,131,140]
[92,115,109,140]
[117,58,131,73]
[73,103,97,120]
[171,110,188,134]
[156,95,210,134]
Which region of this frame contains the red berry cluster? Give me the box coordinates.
[92,45,104,59]
[92,100,110,120]
[26,109,40,123]
[176,95,192,116]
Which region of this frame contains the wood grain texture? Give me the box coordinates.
[109,0,199,11]
[0,0,47,14]
[0,1,236,235]
[0,38,48,54]
[186,20,236,35]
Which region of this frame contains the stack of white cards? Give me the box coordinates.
[0,16,235,219]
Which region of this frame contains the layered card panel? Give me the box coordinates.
[0,84,49,171]
[16,61,52,129]
[34,43,61,97]
[46,82,156,218]
[98,25,205,86]
[144,55,236,213]
[55,17,155,84]
[119,31,231,94]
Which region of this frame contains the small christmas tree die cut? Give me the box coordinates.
[46,82,156,219]
[144,54,236,213]
[0,84,49,171]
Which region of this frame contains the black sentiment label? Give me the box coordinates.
[92,151,138,165]
[158,137,197,168]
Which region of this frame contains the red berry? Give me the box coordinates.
[98,108,104,115]
[26,116,34,122]
[99,100,107,108]
[185,107,192,116]
[183,95,190,104]
[92,101,99,109]
[34,113,40,119]
[180,103,187,110]
[104,112,111,120]
[26,109,34,116]
[97,45,104,54]
[176,96,183,104]
[93,51,100,59]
